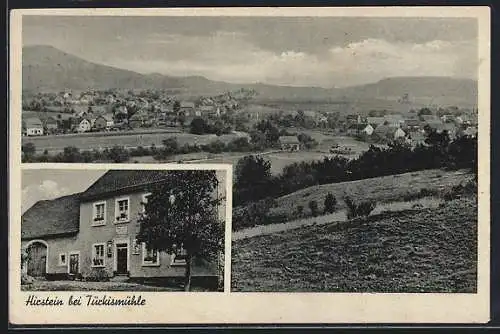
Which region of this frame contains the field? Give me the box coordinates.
[273,169,473,215]
[21,131,248,154]
[231,197,477,292]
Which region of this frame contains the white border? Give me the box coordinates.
[10,7,489,325]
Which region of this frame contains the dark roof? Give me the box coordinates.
[80,170,172,201]
[22,193,81,240]
[348,123,370,130]
[279,136,300,144]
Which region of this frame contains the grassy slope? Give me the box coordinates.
[272,169,473,215]
[232,198,477,292]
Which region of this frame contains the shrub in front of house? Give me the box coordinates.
[21,273,35,285]
[84,268,110,282]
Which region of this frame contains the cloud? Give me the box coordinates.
[22,180,69,214]
[107,32,477,87]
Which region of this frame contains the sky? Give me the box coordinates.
[22,16,478,88]
[21,169,227,220]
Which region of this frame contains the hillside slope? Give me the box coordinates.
[22,45,477,106]
[232,198,477,292]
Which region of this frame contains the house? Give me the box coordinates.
[42,116,58,133]
[374,124,406,141]
[180,102,196,116]
[21,170,220,283]
[279,136,301,151]
[367,117,385,128]
[383,114,405,127]
[407,131,427,145]
[463,126,478,138]
[199,105,220,118]
[25,118,44,136]
[345,114,361,125]
[421,115,442,123]
[346,123,374,136]
[404,119,421,131]
[93,114,114,131]
[129,113,147,128]
[75,118,92,133]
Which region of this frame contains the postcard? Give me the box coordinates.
[9,6,490,325]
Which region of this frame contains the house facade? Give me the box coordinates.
[75,118,92,133]
[279,136,301,151]
[25,118,44,136]
[22,171,219,281]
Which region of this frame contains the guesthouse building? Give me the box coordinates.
[22,170,220,283]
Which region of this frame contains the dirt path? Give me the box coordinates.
[232,197,442,241]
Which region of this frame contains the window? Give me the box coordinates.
[171,246,188,266]
[115,197,130,223]
[141,243,160,266]
[92,201,106,225]
[92,243,105,267]
[58,253,67,266]
[141,193,152,214]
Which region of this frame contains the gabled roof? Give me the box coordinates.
[22,193,81,240]
[199,105,215,112]
[279,136,300,144]
[367,117,385,125]
[80,170,172,201]
[374,124,404,138]
[348,123,370,130]
[24,117,43,128]
[421,115,442,123]
[180,101,195,108]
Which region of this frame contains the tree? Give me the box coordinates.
[323,193,337,214]
[22,143,36,161]
[235,155,272,190]
[173,100,181,115]
[418,107,433,117]
[308,200,319,217]
[190,117,208,135]
[162,137,180,156]
[136,171,224,291]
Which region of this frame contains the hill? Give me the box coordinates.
[22,45,477,106]
[232,197,477,292]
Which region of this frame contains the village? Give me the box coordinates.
[22,88,478,155]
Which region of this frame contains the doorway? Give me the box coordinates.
[26,241,47,277]
[116,243,128,274]
[69,252,80,275]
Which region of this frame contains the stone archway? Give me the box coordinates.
[25,240,48,277]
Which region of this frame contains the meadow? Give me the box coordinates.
[231,197,477,292]
[272,168,473,216]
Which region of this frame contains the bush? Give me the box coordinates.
[84,268,110,282]
[309,200,319,217]
[323,193,337,214]
[296,205,304,217]
[232,198,277,230]
[21,273,35,285]
[443,179,477,201]
[344,195,376,220]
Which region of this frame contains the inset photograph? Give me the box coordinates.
[21,167,228,292]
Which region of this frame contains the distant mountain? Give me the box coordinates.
[336,77,478,106]
[22,45,477,106]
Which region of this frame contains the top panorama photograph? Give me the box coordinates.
[20,16,478,168]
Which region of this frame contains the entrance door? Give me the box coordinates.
[69,253,79,275]
[27,242,47,277]
[116,244,128,274]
